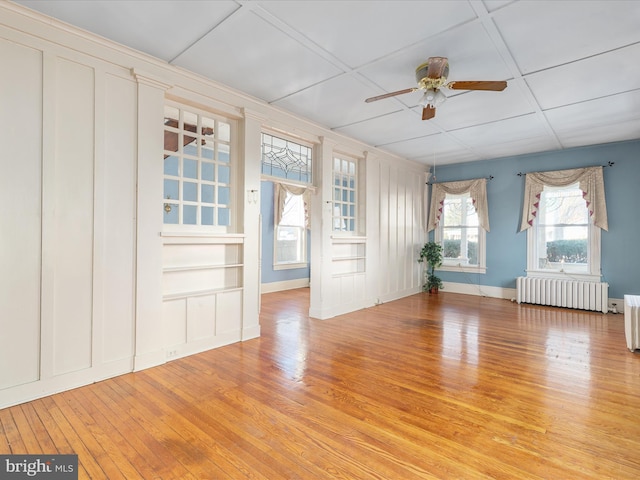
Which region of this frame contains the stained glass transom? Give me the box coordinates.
[261,133,312,183]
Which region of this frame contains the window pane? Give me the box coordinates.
[276,226,303,264]
[184,159,198,179]
[218,186,230,205]
[202,162,214,181]
[183,205,197,225]
[164,203,179,224]
[184,143,198,157]
[201,184,214,204]
[164,179,179,200]
[219,144,230,163]
[183,182,197,202]
[218,122,231,142]
[218,208,230,226]
[164,156,179,176]
[201,145,214,160]
[201,206,214,225]
[218,165,230,184]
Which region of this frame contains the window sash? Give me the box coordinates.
[163,103,234,231]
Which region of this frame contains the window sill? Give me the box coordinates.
[525,270,601,283]
[439,264,486,274]
[273,262,308,271]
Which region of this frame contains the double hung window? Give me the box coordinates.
[521,167,607,281]
[437,192,484,269]
[428,178,489,273]
[527,183,600,278]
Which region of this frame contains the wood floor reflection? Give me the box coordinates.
[2,289,640,479]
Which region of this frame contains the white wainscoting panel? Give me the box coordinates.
[0,38,43,391]
[49,57,95,376]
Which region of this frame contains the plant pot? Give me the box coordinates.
[429,287,439,294]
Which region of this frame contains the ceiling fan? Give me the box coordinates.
[364,56,507,120]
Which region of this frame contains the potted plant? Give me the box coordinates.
[418,241,443,293]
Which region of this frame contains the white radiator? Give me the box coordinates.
[516,277,608,314]
[624,295,640,351]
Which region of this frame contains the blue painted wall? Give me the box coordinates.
[430,140,640,298]
[260,180,310,284]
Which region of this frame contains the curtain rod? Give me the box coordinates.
[262,174,317,192]
[427,175,494,185]
[516,161,614,177]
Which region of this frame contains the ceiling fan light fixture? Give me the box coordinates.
[420,88,446,108]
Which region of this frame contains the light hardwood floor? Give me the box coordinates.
[2,289,640,479]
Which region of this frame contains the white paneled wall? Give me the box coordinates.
[0,30,137,407]
[375,160,426,303]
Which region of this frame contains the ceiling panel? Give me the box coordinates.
[12,0,640,167]
[526,43,640,110]
[257,1,478,68]
[173,8,344,103]
[335,110,440,148]
[493,0,640,74]
[18,0,239,61]
[448,113,553,148]
[272,74,401,129]
[545,89,640,147]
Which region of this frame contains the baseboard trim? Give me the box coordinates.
[261,278,310,293]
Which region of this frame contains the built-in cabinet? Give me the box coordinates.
[162,235,245,359]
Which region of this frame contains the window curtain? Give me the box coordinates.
[427,178,489,232]
[274,183,311,228]
[519,166,608,232]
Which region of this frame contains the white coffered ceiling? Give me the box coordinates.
[15,0,640,165]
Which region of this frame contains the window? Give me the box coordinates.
[261,132,312,183]
[275,191,307,269]
[436,192,486,272]
[428,179,489,274]
[163,103,233,229]
[333,156,357,233]
[527,182,600,279]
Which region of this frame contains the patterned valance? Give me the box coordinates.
[427,178,489,232]
[274,183,311,229]
[520,166,608,232]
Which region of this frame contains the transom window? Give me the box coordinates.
[163,103,233,229]
[333,156,357,233]
[261,133,312,183]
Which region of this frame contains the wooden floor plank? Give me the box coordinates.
[1,289,640,479]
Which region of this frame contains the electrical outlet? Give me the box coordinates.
[167,349,177,357]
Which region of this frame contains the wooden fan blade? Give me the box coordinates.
[446,80,507,91]
[426,57,448,79]
[365,88,416,103]
[422,105,436,120]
